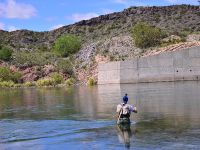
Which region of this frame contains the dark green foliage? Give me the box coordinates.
[0,67,22,83]
[178,29,192,38]
[50,72,63,84]
[11,71,22,83]
[54,35,81,57]
[0,67,10,81]
[56,59,74,75]
[0,45,12,61]
[87,77,96,86]
[65,77,75,86]
[12,52,57,67]
[154,14,161,22]
[37,44,49,52]
[36,78,56,86]
[132,22,163,48]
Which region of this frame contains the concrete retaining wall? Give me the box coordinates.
[98,46,200,84]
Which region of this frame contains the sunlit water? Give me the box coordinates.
[1,81,200,150]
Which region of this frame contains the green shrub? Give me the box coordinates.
[65,77,75,86]
[12,52,57,67]
[13,84,22,88]
[11,71,22,83]
[0,45,12,61]
[132,22,163,48]
[0,81,15,87]
[50,72,63,84]
[87,77,96,86]
[54,35,81,57]
[178,30,191,38]
[36,78,56,87]
[0,67,10,81]
[24,81,35,87]
[56,59,74,75]
[37,44,49,52]
[0,67,22,83]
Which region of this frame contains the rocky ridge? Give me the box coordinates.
[0,5,200,84]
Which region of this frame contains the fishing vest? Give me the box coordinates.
[120,104,131,116]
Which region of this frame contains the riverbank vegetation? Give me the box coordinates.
[87,77,96,86]
[0,34,82,88]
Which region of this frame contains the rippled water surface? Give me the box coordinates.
[1,81,200,150]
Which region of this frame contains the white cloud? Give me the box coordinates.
[8,25,17,32]
[50,24,64,30]
[0,0,37,19]
[102,9,113,14]
[70,13,99,22]
[0,23,19,31]
[0,22,5,30]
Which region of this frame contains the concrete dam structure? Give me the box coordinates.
[98,46,200,84]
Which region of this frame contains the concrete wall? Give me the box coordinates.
[98,46,200,84]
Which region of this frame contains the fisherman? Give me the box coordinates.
[116,93,137,124]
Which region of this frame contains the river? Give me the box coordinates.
[1,81,200,150]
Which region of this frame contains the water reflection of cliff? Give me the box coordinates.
[73,85,122,119]
[0,87,76,119]
[1,81,200,123]
[96,81,200,125]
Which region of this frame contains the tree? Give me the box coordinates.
[0,45,12,61]
[132,22,162,48]
[56,59,74,75]
[54,35,81,57]
[0,67,22,83]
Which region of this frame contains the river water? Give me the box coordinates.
[1,81,200,150]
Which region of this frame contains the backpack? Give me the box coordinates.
[121,104,130,115]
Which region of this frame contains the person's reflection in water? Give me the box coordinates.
[117,124,132,149]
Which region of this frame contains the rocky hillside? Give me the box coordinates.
[0,5,199,51]
[0,5,200,84]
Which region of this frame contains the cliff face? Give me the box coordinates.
[0,5,199,51]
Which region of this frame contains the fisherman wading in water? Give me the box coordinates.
[116,94,137,124]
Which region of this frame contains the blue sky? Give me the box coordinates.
[0,0,199,32]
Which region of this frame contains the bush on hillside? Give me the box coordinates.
[24,81,35,87]
[0,81,15,87]
[36,78,56,86]
[54,35,81,57]
[56,59,74,75]
[0,67,22,83]
[0,45,12,61]
[12,52,57,67]
[65,77,75,86]
[131,22,163,48]
[50,72,63,84]
[87,77,96,86]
